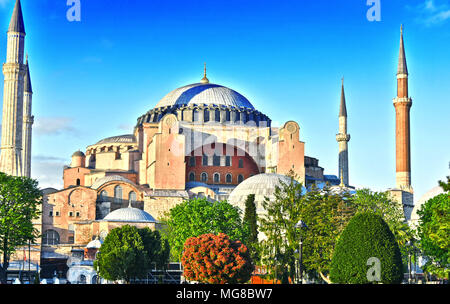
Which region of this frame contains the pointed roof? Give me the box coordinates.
[397,25,408,75]
[24,56,32,93]
[339,78,347,117]
[200,63,209,84]
[8,0,25,34]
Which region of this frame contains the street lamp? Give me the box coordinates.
[406,240,412,284]
[295,220,308,284]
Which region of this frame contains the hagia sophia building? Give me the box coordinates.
[1,1,418,281]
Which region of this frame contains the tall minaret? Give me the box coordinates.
[0,0,27,176]
[393,25,413,192]
[22,55,33,178]
[336,78,350,186]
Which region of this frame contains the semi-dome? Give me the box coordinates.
[96,134,136,145]
[410,185,445,225]
[91,175,135,190]
[103,207,156,223]
[228,173,298,213]
[154,82,255,110]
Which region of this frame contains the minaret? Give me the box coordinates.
[0,0,27,176]
[336,78,350,186]
[393,25,413,192]
[22,55,33,178]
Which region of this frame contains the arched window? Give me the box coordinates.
[43,229,60,245]
[100,190,108,201]
[215,109,220,122]
[201,172,208,183]
[193,109,199,122]
[114,185,123,204]
[213,154,221,166]
[238,174,244,184]
[214,173,220,183]
[225,156,231,167]
[79,275,86,284]
[226,173,232,183]
[189,172,195,182]
[76,178,81,186]
[238,159,244,168]
[204,109,210,122]
[128,191,136,206]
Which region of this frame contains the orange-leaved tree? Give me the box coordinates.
[181,233,254,284]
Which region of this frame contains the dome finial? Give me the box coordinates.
[201,62,209,84]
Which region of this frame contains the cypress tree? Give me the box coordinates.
[243,194,259,263]
[330,212,403,284]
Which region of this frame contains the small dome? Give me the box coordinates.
[228,173,298,214]
[86,238,103,249]
[103,207,156,223]
[72,150,85,157]
[154,83,255,109]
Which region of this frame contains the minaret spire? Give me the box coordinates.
[336,77,350,186]
[0,0,27,176]
[22,56,34,177]
[398,24,408,76]
[393,25,413,192]
[9,0,25,34]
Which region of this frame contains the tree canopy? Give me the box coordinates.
[94,225,169,283]
[164,198,247,261]
[0,173,42,284]
[330,212,403,284]
[181,233,254,284]
[417,191,449,279]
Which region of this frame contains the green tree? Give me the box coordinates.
[0,173,42,284]
[300,185,354,283]
[350,189,414,265]
[242,194,260,264]
[417,192,449,279]
[330,212,403,284]
[94,225,169,283]
[164,198,247,261]
[259,174,304,283]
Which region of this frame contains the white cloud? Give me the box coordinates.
[415,0,450,26]
[31,155,67,190]
[34,116,78,136]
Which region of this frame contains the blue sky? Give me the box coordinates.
[0,0,448,202]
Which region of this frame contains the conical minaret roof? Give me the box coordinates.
[24,57,32,93]
[8,0,25,34]
[339,78,347,117]
[397,25,408,75]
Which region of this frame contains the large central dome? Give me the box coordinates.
[154,82,255,110]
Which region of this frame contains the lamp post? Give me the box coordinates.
[295,220,308,284]
[406,240,412,284]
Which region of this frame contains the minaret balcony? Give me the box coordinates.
[336,133,350,142]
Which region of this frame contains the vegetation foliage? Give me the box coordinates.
[181,233,254,284]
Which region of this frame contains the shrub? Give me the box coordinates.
[181,233,254,284]
[330,212,403,284]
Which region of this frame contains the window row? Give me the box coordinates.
[189,156,244,168]
[189,172,245,184]
[99,187,137,204]
[49,211,81,217]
